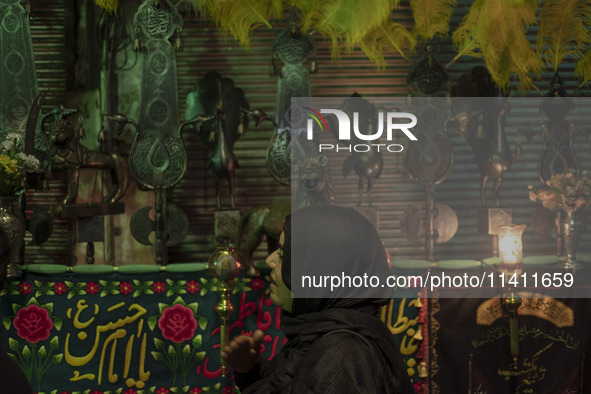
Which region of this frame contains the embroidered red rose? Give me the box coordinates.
[18,282,32,295]
[86,282,99,294]
[158,304,198,343]
[54,282,67,295]
[153,281,166,294]
[123,389,137,394]
[120,281,132,295]
[190,388,203,394]
[156,388,169,394]
[14,304,53,343]
[186,280,200,294]
[250,277,263,291]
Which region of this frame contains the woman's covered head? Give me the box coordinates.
[268,205,392,316]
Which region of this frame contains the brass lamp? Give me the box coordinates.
[208,244,242,376]
[498,224,526,369]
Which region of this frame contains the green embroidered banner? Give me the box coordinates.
[0,265,421,394]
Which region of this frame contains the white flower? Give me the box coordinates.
[1,140,13,152]
[16,152,40,171]
[1,133,23,153]
[5,133,22,141]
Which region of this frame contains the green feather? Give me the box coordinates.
[537,0,591,72]
[575,50,591,87]
[411,0,456,41]
[452,0,543,91]
[451,0,485,62]
[92,0,119,14]
[189,0,283,47]
[298,0,400,57]
[358,19,416,68]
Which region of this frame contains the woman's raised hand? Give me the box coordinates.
[221,329,265,373]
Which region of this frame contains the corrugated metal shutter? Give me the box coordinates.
[170,2,591,261]
[24,0,71,265]
[168,2,591,265]
[22,1,591,265]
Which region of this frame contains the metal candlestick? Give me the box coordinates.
[503,286,522,369]
[208,244,242,376]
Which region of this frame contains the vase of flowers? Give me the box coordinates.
[0,132,42,276]
[529,169,591,269]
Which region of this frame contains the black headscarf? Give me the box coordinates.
[240,205,413,393]
[283,205,393,314]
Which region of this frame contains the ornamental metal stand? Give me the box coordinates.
[401,97,457,261]
[449,67,515,257]
[529,75,584,269]
[268,8,317,185]
[120,0,188,265]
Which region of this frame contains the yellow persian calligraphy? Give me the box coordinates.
[65,299,150,389]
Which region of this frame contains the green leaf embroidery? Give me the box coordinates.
[53,317,63,331]
[11,303,23,315]
[158,302,168,315]
[52,354,63,364]
[182,344,191,357]
[187,302,199,315]
[147,316,158,331]
[50,336,59,350]
[198,316,208,330]
[8,337,19,351]
[3,316,12,330]
[27,297,40,306]
[153,337,164,350]
[38,345,47,358]
[151,351,163,361]
[192,334,202,348]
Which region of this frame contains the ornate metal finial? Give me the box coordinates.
[408,43,448,96]
[208,245,242,377]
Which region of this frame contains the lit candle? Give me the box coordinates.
[497,224,526,265]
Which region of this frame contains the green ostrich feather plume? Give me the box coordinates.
[295,0,401,58]
[357,19,416,69]
[537,0,591,73]
[452,0,543,91]
[411,0,456,42]
[93,0,119,14]
[575,50,591,87]
[190,0,283,48]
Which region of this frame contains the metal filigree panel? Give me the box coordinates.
[538,82,578,184]
[131,0,186,189]
[404,98,454,186]
[0,0,38,136]
[269,14,317,184]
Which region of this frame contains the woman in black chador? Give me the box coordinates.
[223,205,414,393]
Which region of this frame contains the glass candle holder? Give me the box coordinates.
[497,224,526,265]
